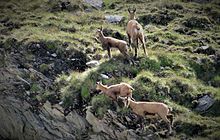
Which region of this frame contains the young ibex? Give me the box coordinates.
[96,82,135,101]
[120,97,173,133]
[126,8,148,58]
[96,27,133,64]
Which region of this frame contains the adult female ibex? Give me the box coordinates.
[126,8,148,58]
[96,27,134,64]
[120,97,173,133]
[96,82,135,101]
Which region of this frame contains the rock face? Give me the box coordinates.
[0,97,89,140]
[0,39,89,139]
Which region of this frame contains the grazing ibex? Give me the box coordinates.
[96,27,134,64]
[126,8,148,58]
[120,97,173,133]
[96,82,135,101]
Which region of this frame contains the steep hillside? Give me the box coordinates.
[0,0,220,139]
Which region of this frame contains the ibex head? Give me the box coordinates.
[118,96,131,108]
[96,26,103,38]
[128,8,136,20]
[96,81,104,90]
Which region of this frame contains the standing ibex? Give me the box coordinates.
[120,97,173,133]
[96,27,134,64]
[126,8,148,58]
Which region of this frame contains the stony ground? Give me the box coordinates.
[0,0,220,139]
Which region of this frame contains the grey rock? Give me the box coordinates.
[86,60,100,67]
[105,15,124,23]
[100,73,110,79]
[201,45,209,50]
[193,45,216,55]
[85,106,104,133]
[84,0,103,9]
[51,53,57,57]
[195,95,215,112]
[85,107,116,139]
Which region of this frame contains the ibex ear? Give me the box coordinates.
[96,81,100,84]
[100,26,103,31]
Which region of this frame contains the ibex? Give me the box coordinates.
[126,8,148,58]
[96,27,134,64]
[120,97,173,133]
[96,82,135,101]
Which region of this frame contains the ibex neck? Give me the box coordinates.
[128,99,136,108]
[99,32,105,42]
[99,84,108,92]
[130,16,136,20]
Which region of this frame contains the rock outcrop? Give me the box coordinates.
[0,97,89,140]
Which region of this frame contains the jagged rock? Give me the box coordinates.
[106,110,126,130]
[85,107,116,139]
[86,106,104,133]
[0,96,89,140]
[105,15,124,23]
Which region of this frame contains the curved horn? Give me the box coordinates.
[133,8,136,12]
[128,8,131,13]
